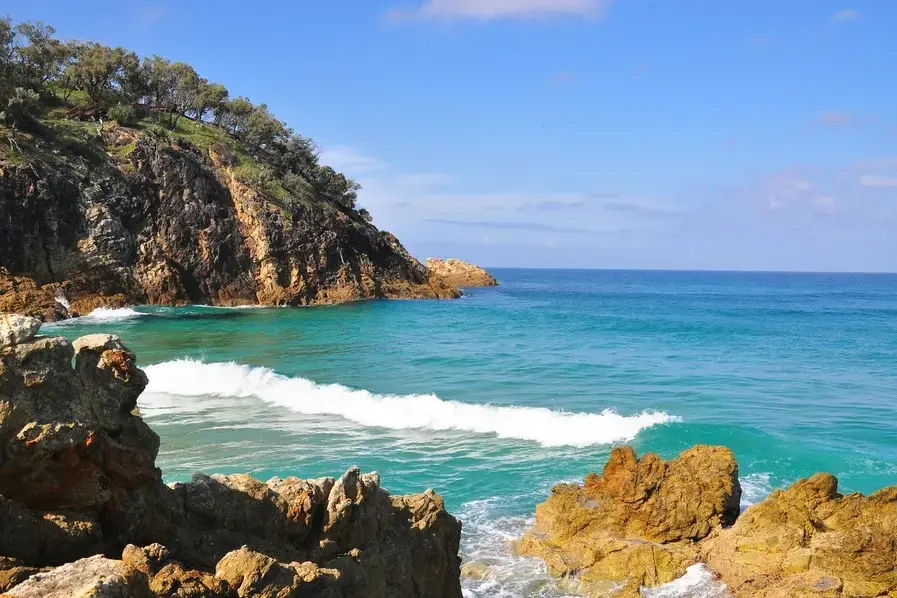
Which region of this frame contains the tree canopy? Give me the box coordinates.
[0,14,364,215]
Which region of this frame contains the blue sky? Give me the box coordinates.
[6,0,897,271]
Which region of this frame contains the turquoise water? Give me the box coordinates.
[48,269,897,596]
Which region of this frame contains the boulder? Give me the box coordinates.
[0,313,40,348]
[0,557,43,592]
[426,258,497,288]
[518,445,740,589]
[214,547,339,598]
[3,555,152,598]
[704,472,897,597]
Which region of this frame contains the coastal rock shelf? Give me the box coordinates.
[517,446,897,598]
[425,258,498,288]
[0,317,463,597]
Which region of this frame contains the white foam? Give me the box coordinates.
[740,472,773,510]
[54,293,71,309]
[83,307,143,321]
[143,360,680,447]
[641,564,729,597]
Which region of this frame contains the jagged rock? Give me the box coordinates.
[0,557,43,592]
[214,547,338,598]
[0,333,166,557]
[518,445,740,590]
[0,333,463,597]
[122,544,234,597]
[0,313,40,348]
[0,271,68,322]
[704,472,897,597]
[426,258,497,288]
[0,133,459,321]
[3,555,152,597]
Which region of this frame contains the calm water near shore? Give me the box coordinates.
[47,268,897,597]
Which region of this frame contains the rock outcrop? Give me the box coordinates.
[0,129,459,321]
[0,318,463,597]
[518,445,740,595]
[704,473,897,597]
[521,447,897,598]
[426,258,497,288]
[0,313,40,347]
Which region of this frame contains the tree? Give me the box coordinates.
[242,103,288,152]
[166,62,200,128]
[0,16,17,103]
[14,21,70,92]
[193,82,227,122]
[64,43,136,104]
[141,55,174,107]
[217,96,253,136]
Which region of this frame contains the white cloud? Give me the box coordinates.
[859,175,897,188]
[390,0,609,21]
[830,9,861,23]
[318,146,386,174]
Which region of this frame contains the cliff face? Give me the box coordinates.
[0,127,458,321]
[0,316,463,597]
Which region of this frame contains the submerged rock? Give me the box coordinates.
[426,258,498,288]
[0,331,463,597]
[518,445,741,591]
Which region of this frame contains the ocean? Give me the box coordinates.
[46,268,897,597]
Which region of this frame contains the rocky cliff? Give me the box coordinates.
[0,314,463,597]
[517,445,897,597]
[0,124,459,321]
[425,258,497,288]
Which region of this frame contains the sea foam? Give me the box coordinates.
[84,307,144,321]
[143,360,680,448]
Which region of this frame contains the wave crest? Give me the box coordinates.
[143,360,680,447]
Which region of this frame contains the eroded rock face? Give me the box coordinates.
[0,325,463,597]
[426,258,497,288]
[704,473,897,597]
[518,445,741,592]
[0,313,40,348]
[0,133,459,322]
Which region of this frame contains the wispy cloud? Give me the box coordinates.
[318,146,386,173]
[425,218,599,233]
[859,175,897,188]
[830,9,861,23]
[817,111,855,126]
[138,4,168,24]
[388,0,610,21]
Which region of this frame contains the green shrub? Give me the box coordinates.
[107,103,137,126]
[1,87,40,131]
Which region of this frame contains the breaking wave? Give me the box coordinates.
[143,360,681,447]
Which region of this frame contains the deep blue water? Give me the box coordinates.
[47,268,897,597]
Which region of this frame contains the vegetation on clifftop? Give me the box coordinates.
[0,14,372,222]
